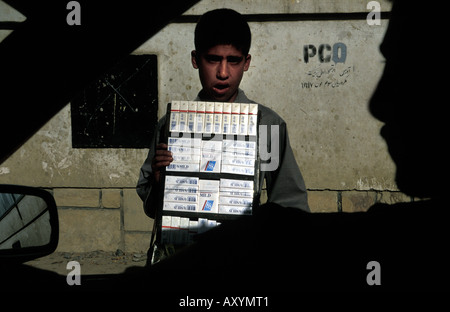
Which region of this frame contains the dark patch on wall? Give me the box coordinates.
[70,54,158,148]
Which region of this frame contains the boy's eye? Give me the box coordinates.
[227,56,243,64]
[205,55,222,63]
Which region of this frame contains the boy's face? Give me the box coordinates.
[192,44,251,102]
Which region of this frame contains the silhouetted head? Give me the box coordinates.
[369,0,447,199]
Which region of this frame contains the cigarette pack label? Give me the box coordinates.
[204,161,216,172]
[202,200,214,211]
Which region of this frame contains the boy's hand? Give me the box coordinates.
[151,143,173,183]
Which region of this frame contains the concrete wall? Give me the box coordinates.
[0,0,409,253]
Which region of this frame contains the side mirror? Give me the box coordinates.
[0,185,58,263]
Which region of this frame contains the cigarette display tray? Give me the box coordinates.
[154,101,261,247]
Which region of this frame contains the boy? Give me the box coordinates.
[136,9,309,258]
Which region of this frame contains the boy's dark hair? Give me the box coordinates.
[194,8,251,55]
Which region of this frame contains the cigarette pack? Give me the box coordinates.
[204,102,215,134]
[222,148,256,159]
[163,201,197,212]
[168,145,201,155]
[172,154,201,162]
[187,101,197,132]
[222,102,231,134]
[220,178,254,190]
[248,103,258,136]
[188,220,198,243]
[219,187,253,198]
[202,140,222,152]
[161,215,172,244]
[178,101,189,132]
[169,101,180,132]
[219,196,253,206]
[231,103,240,134]
[166,162,200,172]
[196,101,205,133]
[170,216,181,244]
[165,175,199,186]
[199,179,220,192]
[168,137,201,148]
[219,204,252,215]
[221,157,255,167]
[200,151,221,173]
[213,102,223,134]
[198,218,208,234]
[164,192,198,203]
[221,164,254,176]
[222,139,256,150]
[198,179,219,213]
[239,103,249,135]
[179,217,190,245]
[164,184,198,194]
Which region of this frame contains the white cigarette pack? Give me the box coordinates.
[166,162,200,172]
[220,178,254,190]
[199,179,220,192]
[213,102,223,134]
[163,201,197,212]
[219,196,253,206]
[200,151,222,173]
[248,103,258,136]
[222,103,231,134]
[165,175,199,186]
[187,101,197,132]
[164,192,198,203]
[219,187,253,198]
[198,179,219,213]
[169,101,180,132]
[196,102,205,133]
[161,215,172,244]
[204,102,215,134]
[221,157,255,167]
[168,146,201,155]
[188,220,198,243]
[168,137,201,148]
[172,154,201,162]
[170,216,181,244]
[202,140,222,152]
[239,103,249,135]
[178,101,189,132]
[179,217,190,245]
[222,139,256,150]
[231,103,240,134]
[222,148,256,159]
[221,165,254,176]
[219,204,252,215]
[164,184,198,194]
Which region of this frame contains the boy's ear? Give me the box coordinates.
[191,50,199,69]
[244,54,251,71]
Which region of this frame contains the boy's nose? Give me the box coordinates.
[217,61,229,80]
